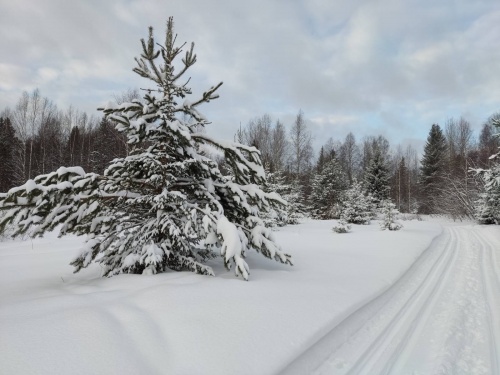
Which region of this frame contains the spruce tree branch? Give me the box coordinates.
[172,43,196,82]
[190,82,223,108]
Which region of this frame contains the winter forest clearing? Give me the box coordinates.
[1,3,500,374]
[2,218,498,374]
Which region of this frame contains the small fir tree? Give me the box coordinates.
[364,149,390,206]
[332,219,351,233]
[474,119,500,224]
[0,117,19,192]
[262,171,305,226]
[261,169,288,227]
[340,180,371,224]
[475,186,500,224]
[286,178,309,223]
[0,18,292,280]
[379,200,403,231]
[310,158,347,219]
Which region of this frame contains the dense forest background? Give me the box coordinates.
[0,88,498,219]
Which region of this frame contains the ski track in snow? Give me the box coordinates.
[280,225,500,375]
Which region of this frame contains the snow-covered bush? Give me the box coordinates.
[0,18,292,280]
[339,180,371,224]
[400,211,423,221]
[379,200,403,231]
[332,219,351,233]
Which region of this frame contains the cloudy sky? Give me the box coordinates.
[1,0,499,152]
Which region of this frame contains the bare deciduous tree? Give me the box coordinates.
[289,110,313,176]
[339,132,360,184]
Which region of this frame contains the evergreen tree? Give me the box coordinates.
[66,126,83,167]
[310,157,347,219]
[475,118,500,224]
[339,180,371,224]
[478,117,500,168]
[379,200,403,231]
[420,124,448,214]
[316,146,326,172]
[261,170,288,227]
[0,117,19,192]
[364,149,390,205]
[285,178,308,224]
[0,18,292,280]
[332,219,351,233]
[475,185,500,224]
[262,171,305,226]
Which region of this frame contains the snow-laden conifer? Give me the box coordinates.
[310,158,347,219]
[379,200,403,231]
[332,219,351,233]
[364,149,390,206]
[262,171,305,227]
[0,18,292,280]
[339,180,371,225]
[420,124,448,214]
[475,186,500,224]
[474,119,500,224]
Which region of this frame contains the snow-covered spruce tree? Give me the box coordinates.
[332,219,351,233]
[475,184,500,224]
[261,169,288,227]
[379,200,403,231]
[420,124,448,214]
[474,119,500,224]
[340,180,371,224]
[285,178,308,223]
[0,18,292,280]
[310,158,347,219]
[364,149,390,206]
[262,171,305,226]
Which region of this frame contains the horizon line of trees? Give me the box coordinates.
[1,89,499,221]
[233,110,499,220]
[0,89,139,192]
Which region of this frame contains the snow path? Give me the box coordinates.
[280,225,500,375]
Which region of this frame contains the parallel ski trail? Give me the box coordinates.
[279,227,453,375]
[472,229,500,374]
[343,228,458,375]
[281,224,500,375]
[379,228,460,374]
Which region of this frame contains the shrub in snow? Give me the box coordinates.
[0,18,292,280]
[332,219,351,233]
[339,180,371,225]
[379,200,403,231]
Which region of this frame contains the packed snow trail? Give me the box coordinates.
[280,225,500,375]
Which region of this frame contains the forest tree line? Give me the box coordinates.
[0,89,135,192]
[1,89,499,220]
[233,111,499,220]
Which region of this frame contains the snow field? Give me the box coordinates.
[1,219,444,374]
[282,223,500,375]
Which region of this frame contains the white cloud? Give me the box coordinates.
[0,0,499,152]
[0,64,32,91]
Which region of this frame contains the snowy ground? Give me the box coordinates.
[1,218,498,374]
